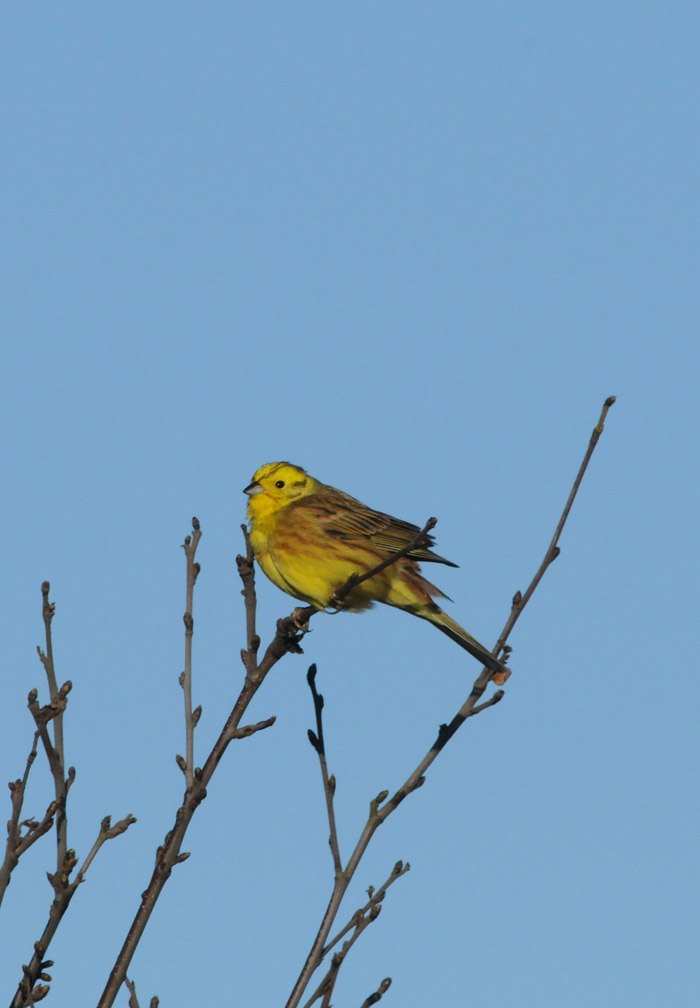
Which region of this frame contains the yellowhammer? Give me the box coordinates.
[244,461,509,680]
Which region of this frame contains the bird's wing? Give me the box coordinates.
[292,486,458,567]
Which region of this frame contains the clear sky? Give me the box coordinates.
[2,4,698,1006]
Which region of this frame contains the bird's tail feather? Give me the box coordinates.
[425,609,509,679]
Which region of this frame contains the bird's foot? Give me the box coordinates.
[327,589,347,613]
[291,607,311,632]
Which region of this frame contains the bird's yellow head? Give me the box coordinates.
[244,462,318,522]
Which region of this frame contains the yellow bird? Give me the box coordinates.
[244,462,509,680]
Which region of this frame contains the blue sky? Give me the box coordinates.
[2,4,698,1006]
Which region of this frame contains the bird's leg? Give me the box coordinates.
[327,589,350,613]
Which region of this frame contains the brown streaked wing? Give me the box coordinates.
[287,484,458,567]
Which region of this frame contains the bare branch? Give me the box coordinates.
[74,815,138,886]
[100,509,429,1006]
[230,716,277,740]
[38,581,67,868]
[360,977,392,1007]
[0,732,48,907]
[495,394,616,652]
[181,518,202,789]
[124,976,158,1008]
[125,976,140,1008]
[237,525,260,679]
[10,586,135,1008]
[286,396,616,1008]
[307,664,342,876]
[323,860,410,956]
[99,520,282,1007]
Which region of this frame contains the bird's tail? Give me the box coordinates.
[423,608,510,682]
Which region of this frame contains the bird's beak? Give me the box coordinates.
[244,480,263,496]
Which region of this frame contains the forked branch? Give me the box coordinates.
[10,585,136,1008]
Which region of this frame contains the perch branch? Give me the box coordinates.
[98,519,278,1008]
[286,396,616,1008]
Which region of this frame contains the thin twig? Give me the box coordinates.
[124,976,140,1008]
[322,860,409,956]
[98,519,279,1008]
[181,518,202,789]
[306,665,342,876]
[237,525,261,680]
[37,582,68,868]
[495,394,616,651]
[10,587,136,1008]
[74,814,138,887]
[359,977,392,1007]
[303,886,392,1008]
[0,731,50,908]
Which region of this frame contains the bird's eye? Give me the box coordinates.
[275,480,285,488]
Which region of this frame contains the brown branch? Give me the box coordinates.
[306,665,342,877]
[237,525,260,679]
[305,916,377,1008]
[124,976,158,1008]
[10,586,136,1008]
[37,584,68,866]
[495,394,616,652]
[303,863,405,1008]
[0,731,55,908]
[180,518,202,789]
[360,977,392,1007]
[74,815,138,887]
[125,977,140,1008]
[100,514,424,1007]
[97,519,278,1008]
[323,860,409,957]
[286,396,616,1008]
[10,811,138,1008]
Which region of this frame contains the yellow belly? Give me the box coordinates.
[250,524,384,611]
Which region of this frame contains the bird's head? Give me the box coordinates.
[244,462,317,518]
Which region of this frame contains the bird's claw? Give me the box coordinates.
[327,590,345,613]
[291,607,311,632]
